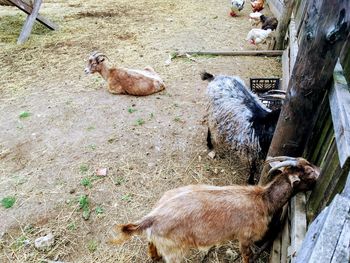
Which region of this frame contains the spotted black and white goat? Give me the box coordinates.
[202,72,283,184]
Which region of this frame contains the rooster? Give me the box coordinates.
[230,0,245,17]
[246,28,272,47]
[251,0,264,12]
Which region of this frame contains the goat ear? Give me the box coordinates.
[288,174,300,186]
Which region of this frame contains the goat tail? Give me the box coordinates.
[201,71,214,82]
[109,217,154,245]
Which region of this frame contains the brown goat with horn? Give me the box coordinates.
[84,51,165,96]
[110,156,319,263]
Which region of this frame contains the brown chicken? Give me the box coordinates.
[251,0,264,12]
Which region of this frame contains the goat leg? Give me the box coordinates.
[148,242,162,261]
[207,128,214,150]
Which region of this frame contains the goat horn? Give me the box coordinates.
[265,156,298,163]
[268,160,299,175]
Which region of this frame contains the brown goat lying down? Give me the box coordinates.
[84,51,165,96]
[110,157,319,263]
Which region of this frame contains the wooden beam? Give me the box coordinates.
[275,0,296,50]
[182,50,283,57]
[7,0,58,30]
[260,0,350,185]
[17,0,42,44]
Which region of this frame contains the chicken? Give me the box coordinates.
[249,11,263,26]
[230,0,245,17]
[261,15,278,30]
[251,0,264,12]
[246,28,272,47]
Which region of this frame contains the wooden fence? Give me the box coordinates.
[266,0,350,262]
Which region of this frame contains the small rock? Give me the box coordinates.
[69,188,76,194]
[23,239,31,247]
[96,168,108,177]
[148,163,155,168]
[208,151,216,159]
[34,233,55,251]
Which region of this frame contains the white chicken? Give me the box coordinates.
[249,11,263,26]
[246,28,272,47]
[230,0,245,17]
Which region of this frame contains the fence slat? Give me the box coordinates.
[297,194,350,263]
[330,216,350,263]
[329,62,350,167]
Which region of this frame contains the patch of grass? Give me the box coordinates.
[87,144,96,150]
[86,126,95,131]
[12,235,28,249]
[19,111,30,119]
[128,107,137,113]
[67,222,77,231]
[114,176,125,186]
[79,195,90,220]
[79,164,89,173]
[136,118,145,126]
[121,194,132,202]
[81,177,92,188]
[95,206,104,215]
[174,116,182,122]
[1,196,16,208]
[87,240,98,253]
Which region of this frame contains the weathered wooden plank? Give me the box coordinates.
[295,206,330,262]
[282,49,290,90]
[307,141,340,221]
[340,33,350,84]
[304,94,331,164]
[308,116,334,166]
[290,193,306,263]
[7,0,58,30]
[280,210,290,263]
[329,62,350,167]
[303,194,350,262]
[330,216,350,263]
[321,161,350,213]
[342,170,350,198]
[275,0,296,49]
[182,50,284,57]
[289,17,298,70]
[294,0,309,37]
[260,0,350,185]
[17,0,42,44]
[266,0,284,19]
[270,232,282,262]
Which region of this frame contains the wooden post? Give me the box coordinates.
[17,0,42,44]
[275,0,296,50]
[7,0,58,31]
[260,0,350,185]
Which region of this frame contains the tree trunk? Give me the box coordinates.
[260,0,350,185]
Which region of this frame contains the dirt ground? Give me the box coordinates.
[0,0,281,262]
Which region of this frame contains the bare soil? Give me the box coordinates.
[0,0,281,262]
